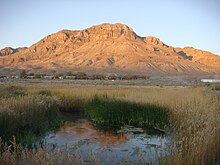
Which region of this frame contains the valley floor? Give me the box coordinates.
[0,75,206,86]
[0,81,219,164]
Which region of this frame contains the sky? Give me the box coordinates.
[1,0,220,55]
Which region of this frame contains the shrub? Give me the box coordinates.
[75,72,88,79]
[34,73,41,79]
[19,70,27,78]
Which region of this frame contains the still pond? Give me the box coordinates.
[41,114,170,164]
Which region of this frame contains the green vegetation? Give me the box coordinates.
[121,74,147,80]
[0,91,62,146]
[0,85,27,98]
[34,73,41,79]
[54,73,64,79]
[0,84,219,164]
[59,95,86,113]
[28,73,34,76]
[13,70,149,80]
[92,74,106,80]
[65,71,75,76]
[19,70,27,78]
[75,72,88,79]
[36,89,52,96]
[108,74,117,80]
[211,83,220,91]
[84,96,168,130]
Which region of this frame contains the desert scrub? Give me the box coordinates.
[0,95,62,145]
[84,96,169,130]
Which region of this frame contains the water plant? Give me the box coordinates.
[84,95,169,131]
[0,84,219,164]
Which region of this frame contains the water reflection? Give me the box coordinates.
[50,118,128,146]
[43,115,169,164]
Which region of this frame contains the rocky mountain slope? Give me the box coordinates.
[1,23,220,75]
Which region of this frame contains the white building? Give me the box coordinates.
[201,79,220,83]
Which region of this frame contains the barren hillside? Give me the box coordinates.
[1,23,220,75]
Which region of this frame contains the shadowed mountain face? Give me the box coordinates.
[0,23,220,75]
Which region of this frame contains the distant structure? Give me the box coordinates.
[201,79,220,83]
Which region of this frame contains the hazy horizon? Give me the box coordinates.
[1,0,220,55]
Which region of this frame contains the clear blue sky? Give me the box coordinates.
[1,0,220,55]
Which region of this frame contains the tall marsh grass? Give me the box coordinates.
[0,84,219,164]
[0,87,62,146]
[0,85,27,98]
[84,96,169,130]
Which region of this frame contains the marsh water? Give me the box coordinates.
[42,114,170,164]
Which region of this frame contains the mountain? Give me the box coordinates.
[1,23,220,75]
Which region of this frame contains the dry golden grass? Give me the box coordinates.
[0,83,219,164]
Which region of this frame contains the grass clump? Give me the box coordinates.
[59,95,86,113]
[36,89,52,96]
[84,96,169,130]
[211,83,220,91]
[0,85,27,98]
[0,95,62,146]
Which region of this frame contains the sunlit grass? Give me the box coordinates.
[0,84,219,164]
[0,88,62,146]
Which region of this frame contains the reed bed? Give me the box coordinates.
[0,86,62,146]
[0,83,219,164]
[84,96,169,130]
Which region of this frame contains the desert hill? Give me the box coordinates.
[1,23,220,75]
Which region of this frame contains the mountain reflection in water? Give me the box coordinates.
[54,119,128,146]
[43,115,169,164]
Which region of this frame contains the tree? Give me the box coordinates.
[20,70,27,78]
[76,72,88,79]
[108,74,117,80]
[34,73,41,79]
[54,73,64,79]
[93,74,106,80]
[66,71,75,76]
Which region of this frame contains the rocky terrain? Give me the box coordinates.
[1,23,220,75]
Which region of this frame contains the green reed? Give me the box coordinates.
[84,95,169,130]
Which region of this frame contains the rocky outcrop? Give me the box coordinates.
[0,47,27,56]
[0,47,16,56]
[81,23,139,41]
[144,36,166,47]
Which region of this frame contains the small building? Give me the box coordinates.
[11,76,19,79]
[27,76,34,79]
[201,79,220,83]
[43,75,54,79]
[65,76,76,79]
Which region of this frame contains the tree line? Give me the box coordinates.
[19,70,149,80]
